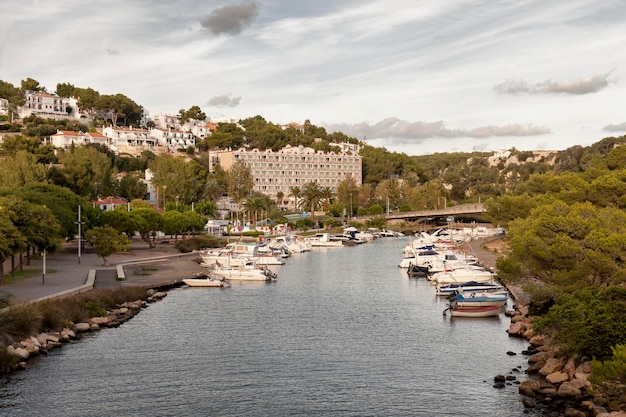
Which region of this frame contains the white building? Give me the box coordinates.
[20,90,71,119]
[209,145,362,207]
[150,128,195,150]
[151,114,181,130]
[0,98,8,116]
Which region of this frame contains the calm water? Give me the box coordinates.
[0,238,532,416]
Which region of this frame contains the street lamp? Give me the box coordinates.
[349,193,353,220]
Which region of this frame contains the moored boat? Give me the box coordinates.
[446,304,502,318]
[447,290,508,307]
[183,273,231,287]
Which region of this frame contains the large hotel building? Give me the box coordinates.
[210,144,362,206]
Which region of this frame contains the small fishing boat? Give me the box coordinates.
[445,304,502,318]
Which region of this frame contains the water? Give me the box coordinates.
[0,238,531,416]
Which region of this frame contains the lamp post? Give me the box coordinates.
[349,193,353,220]
[76,205,84,264]
[42,248,46,285]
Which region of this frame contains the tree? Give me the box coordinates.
[300,181,322,223]
[56,145,115,198]
[178,105,206,125]
[85,225,130,266]
[55,82,76,98]
[148,155,206,206]
[336,175,358,216]
[243,193,268,229]
[0,150,48,191]
[320,186,334,210]
[21,78,45,92]
[288,186,301,212]
[162,210,189,242]
[0,210,25,285]
[0,80,25,121]
[132,208,163,248]
[118,174,148,201]
[226,160,254,204]
[75,87,100,119]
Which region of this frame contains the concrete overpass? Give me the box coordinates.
[384,203,486,221]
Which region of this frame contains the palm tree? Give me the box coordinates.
[243,194,268,229]
[276,191,284,207]
[299,181,322,223]
[289,186,301,213]
[320,186,335,210]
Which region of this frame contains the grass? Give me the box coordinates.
[0,286,151,373]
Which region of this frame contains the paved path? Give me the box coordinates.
[1,239,205,304]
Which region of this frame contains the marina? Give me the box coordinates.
[0,235,531,417]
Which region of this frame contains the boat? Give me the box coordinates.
[183,273,231,287]
[445,304,502,318]
[447,290,508,307]
[212,261,278,281]
[199,242,285,266]
[435,281,506,296]
[305,233,344,248]
[429,266,494,285]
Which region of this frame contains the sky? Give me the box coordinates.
[2,0,626,156]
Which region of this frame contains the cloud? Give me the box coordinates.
[207,94,242,108]
[494,72,617,95]
[603,122,626,132]
[324,117,551,142]
[200,1,259,36]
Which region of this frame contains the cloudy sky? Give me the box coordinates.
[2,0,626,155]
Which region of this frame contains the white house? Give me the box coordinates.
[20,90,71,119]
[150,128,195,150]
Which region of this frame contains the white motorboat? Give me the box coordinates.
[305,233,344,248]
[200,242,285,266]
[430,266,494,285]
[213,261,278,281]
[183,273,231,287]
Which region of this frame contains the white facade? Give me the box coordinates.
[210,145,362,204]
[20,90,71,119]
[0,98,8,116]
[150,128,195,149]
[151,113,181,130]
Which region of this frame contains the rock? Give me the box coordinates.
[575,360,593,374]
[564,407,586,417]
[74,322,91,332]
[494,374,506,382]
[508,321,528,337]
[493,382,506,389]
[528,334,547,346]
[506,350,517,356]
[556,381,582,397]
[538,387,557,396]
[562,356,577,379]
[510,314,526,323]
[7,345,30,359]
[505,375,517,381]
[546,371,569,384]
[90,324,100,331]
[522,399,536,408]
[528,351,551,364]
[539,357,565,376]
[91,317,111,326]
[519,380,541,396]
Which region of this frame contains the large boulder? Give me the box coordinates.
[556,381,582,397]
[7,345,30,360]
[528,351,551,364]
[545,371,569,384]
[539,357,565,376]
[74,322,91,332]
[519,380,541,396]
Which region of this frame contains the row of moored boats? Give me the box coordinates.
[398,228,509,318]
[182,228,405,287]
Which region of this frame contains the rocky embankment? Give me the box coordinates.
[4,289,168,372]
[504,304,626,417]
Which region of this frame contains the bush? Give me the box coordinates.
[533,286,626,359]
[176,235,225,252]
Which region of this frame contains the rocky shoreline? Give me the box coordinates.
[4,288,169,373]
[503,303,626,417]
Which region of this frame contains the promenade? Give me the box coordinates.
[1,239,204,304]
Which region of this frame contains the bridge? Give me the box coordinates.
[383,203,486,221]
